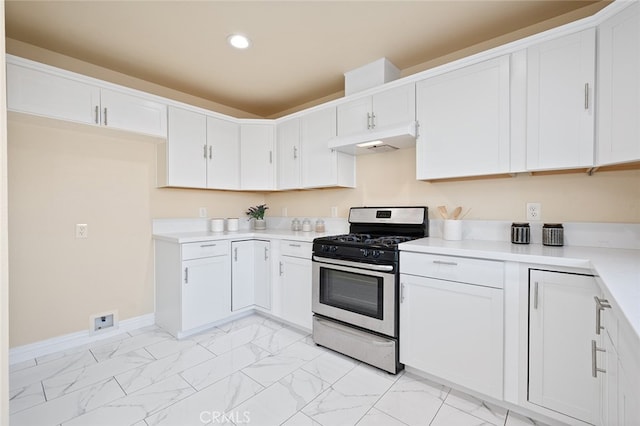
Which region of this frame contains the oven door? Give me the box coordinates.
[312,256,396,337]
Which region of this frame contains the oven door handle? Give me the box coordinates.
[312,256,394,272]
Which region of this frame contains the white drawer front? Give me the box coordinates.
[280,240,312,259]
[182,240,229,260]
[401,252,504,288]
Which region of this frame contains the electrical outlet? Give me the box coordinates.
[331,206,338,217]
[526,203,542,221]
[199,207,207,218]
[75,223,88,239]
[282,207,288,217]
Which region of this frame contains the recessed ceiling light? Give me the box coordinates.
[227,34,250,49]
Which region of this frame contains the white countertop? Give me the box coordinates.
[153,229,328,244]
[399,237,640,342]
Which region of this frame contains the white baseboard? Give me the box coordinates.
[9,313,155,365]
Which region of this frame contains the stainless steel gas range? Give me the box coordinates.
[311,206,428,374]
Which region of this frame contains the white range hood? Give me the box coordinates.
[328,121,417,155]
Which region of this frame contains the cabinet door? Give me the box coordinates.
[301,107,354,188]
[254,241,271,310]
[167,106,207,188]
[371,84,415,130]
[279,255,312,329]
[597,2,640,166]
[182,255,231,331]
[277,118,301,190]
[336,96,371,137]
[100,89,167,137]
[7,63,100,125]
[416,56,510,180]
[399,274,504,399]
[231,241,256,311]
[240,124,275,190]
[527,29,595,170]
[528,270,599,424]
[601,331,619,426]
[207,116,240,190]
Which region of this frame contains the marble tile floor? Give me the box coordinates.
[9,314,547,426]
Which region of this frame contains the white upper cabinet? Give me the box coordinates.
[100,89,167,138]
[597,2,640,166]
[276,117,302,190]
[7,59,167,138]
[526,29,596,171]
[207,116,240,190]
[165,106,207,188]
[7,63,100,126]
[240,123,275,190]
[416,55,511,180]
[301,107,355,188]
[337,83,415,137]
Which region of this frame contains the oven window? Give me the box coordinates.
[319,267,383,319]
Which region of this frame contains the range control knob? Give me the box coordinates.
[360,249,370,257]
[371,250,381,258]
[330,246,338,253]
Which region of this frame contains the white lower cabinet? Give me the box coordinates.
[399,253,504,399]
[528,269,600,424]
[231,240,271,311]
[277,241,313,330]
[155,240,231,338]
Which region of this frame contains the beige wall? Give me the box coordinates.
[8,116,264,347]
[266,147,640,223]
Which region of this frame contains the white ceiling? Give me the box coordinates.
[5,1,607,117]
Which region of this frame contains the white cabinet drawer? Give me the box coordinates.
[182,240,229,260]
[280,240,312,259]
[400,252,504,288]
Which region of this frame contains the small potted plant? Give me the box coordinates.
[245,204,268,230]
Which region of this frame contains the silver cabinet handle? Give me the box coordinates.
[94,106,99,124]
[184,267,188,284]
[534,281,539,310]
[400,283,405,303]
[279,261,284,276]
[592,339,606,377]
[234,247,238,262]
[289,243,301,248]
[584,83,590,110]
[200,243,216,248]
[366,112,372,129]
[371,112,376,129]
[433,260,458,266]
[264,246,269,261]
[103,107,108,126]
[594,296,612,335]
[203,144,207,159]
[209,145,212,160]
[293,146,298,159]
[269,151,273,164]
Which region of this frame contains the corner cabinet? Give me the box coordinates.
[526,29,596,171]
[528,269,600,424]
[597,2,640,166]
[276,117,302,190]
[231,240,271,312]
[155,240,232,338]
[415,55,511,180]
[7,59,167,138]
[399,252,505,399]
[240,123,275,190]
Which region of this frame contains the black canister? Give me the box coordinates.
[542,223,564,246]
[511,223,530,244]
